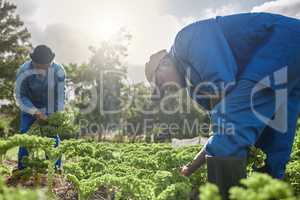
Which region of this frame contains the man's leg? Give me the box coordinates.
[18,112,36,170]
[54,135,61,169]
[204,79,279,199]
[203,77,300,197]
[255,84,300,179]
[45,135,61,169]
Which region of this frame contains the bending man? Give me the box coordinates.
[145,12,300,199]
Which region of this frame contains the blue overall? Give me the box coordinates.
[169,12,300,178]
[15,61,65,170]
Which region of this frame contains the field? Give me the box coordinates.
[0,132,299,200]
[2,1,300,199]
[0,135,204,199]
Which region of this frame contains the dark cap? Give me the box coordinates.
[30,45,55,64]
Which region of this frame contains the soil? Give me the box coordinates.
[3,159,78,200]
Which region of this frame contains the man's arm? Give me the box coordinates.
[15,68,38,115]
[15,67,48,121]
[181,144,207,176]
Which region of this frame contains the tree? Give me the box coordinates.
[0,0,31,115]
[65,29,131,139]
[120,82,154,137]
[64,29,207,140]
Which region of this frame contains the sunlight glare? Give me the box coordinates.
[94,18,121,40]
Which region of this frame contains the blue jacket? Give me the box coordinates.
[15,61,66,115]
[169,12,300,110]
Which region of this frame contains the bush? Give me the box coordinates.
[199,173,298,200]
[28,111,79,140]
[199,183,222,200]
[0,176,42,199]
[0,117,11,138]
[230,173,297,200]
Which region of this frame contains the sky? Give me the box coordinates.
[9,0,300,82]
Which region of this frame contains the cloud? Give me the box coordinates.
[9,0,38,19]
[252,0,300,18]
[14,0,271,67]
[34,24,93,64]
[161,0,272,19]
[201,3,244,19]
[13,20,93,64]
[12,0,289,82]
[9,0,185,82]
[127,14,182,65]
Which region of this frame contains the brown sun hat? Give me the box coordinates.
[145,49,168,82]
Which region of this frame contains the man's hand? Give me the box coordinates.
[34,111,48,121]
[180,165,191,177]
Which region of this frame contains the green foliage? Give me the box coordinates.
[0,0,31,115]
[66,29,131,136]
[0,175,41,199]
[199,173,298,200]
[155,182,191,200]
[0,118,10,138]
[286,129,300,195]
[62,142,203,200]
[0,135,205,199]
[0,164,9,176]
[0,132,299,200]
[27,111,79,140]
[286,161,300,195]
[0,135,57,197]
[199,183,222,200]
[230,173,297,200]
[247,146,267,172]
[0,135,54,155]
[22,157,48,173]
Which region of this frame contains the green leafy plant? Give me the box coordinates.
[0,133,298,200]
[199,183,222,200]
[0,176,42,200]
[247,146,267,173]
[28,111,79,140]
[230,173,297,200]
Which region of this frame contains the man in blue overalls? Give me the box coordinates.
[145,13,300,199]
[15,45,66,170]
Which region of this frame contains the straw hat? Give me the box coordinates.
[145,49,168,82]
